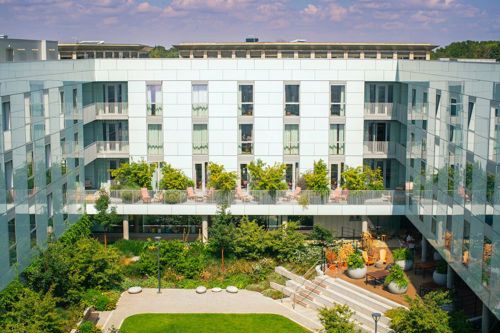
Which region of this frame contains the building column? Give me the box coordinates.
[482,303,490,333]
[202,216,208,243]
[123,215,129,240]
[421,238,428,262]
[446,264,454,289]
[282,216,288,228]
[361,219,369,233]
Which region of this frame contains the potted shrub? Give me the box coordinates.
[346,252,367,279]
[384,264,408,294]
[433,260,448,286]
[393,247,413,271]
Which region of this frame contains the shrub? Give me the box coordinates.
[111,161,156,189]
[267,222,305,262]
[392,248,412,261]
[318,304,357,333]
[81,289,119,311]
[341,165,384,190]
[233,218,268,260]
[247,159,288,195]
[309,225,334,244]
[289,245,322,267]
[207,163,237,191]
[112,239,145,257]
[347,252,365,270]
[303,159,330,197]
[163,190,186,204]
[384,264,408,289]
[160,164,194,190]
[79,321,101,333]
[59,214,94,245]
[261,289,284,299]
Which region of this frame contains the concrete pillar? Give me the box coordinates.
[327,51,332,59]
[343,51,348,59]
[123,215,129,240]
[446,264,454,289]
[202,216,208,243]
[360,51,365,59]
[361,220,369,233]
[482,303,490,333]
[277,51,282,59]
[282,216,288,228]
[376,51,381,60]
[421,238,428,262]
[426,52,431,60]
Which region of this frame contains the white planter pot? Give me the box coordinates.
[387,281,408,294]
[433,271,447,286]
[396,259,413,271]
[433,251,442,261]
[347,266,367,279]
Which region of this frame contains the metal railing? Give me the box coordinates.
[292,258,322,309]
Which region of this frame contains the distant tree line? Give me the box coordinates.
[431,40,500,61]
[148,45,179,58]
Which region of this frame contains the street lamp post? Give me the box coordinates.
[154,236,162,294]
[372,312,381,333]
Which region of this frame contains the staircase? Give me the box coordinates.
[271,266,402,333]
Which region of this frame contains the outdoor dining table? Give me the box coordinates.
[365,269,390,287]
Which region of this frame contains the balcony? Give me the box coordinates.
[192,104,208,118]
[147,103,163,116]
[84,141,129,163]
[364,103,406,122]
[364,141,406,163]
[239,142,253,155]
[83,102,128,123]
[329,143,345,155]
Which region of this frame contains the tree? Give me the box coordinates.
[94,189,120,247]
[209,205,236,272]
[148,45,179,58]
[207,162,238,191]
[159,163,194,190]
[110,161,156,189]
[432,40,500,61]
[303,159,330,197]
[268,222,305,262]
[58,214,93,245]
[318,304,358,333]
[309,225,334,244]
[386,291,453,333]
[0,288,65,333]
[233,217,268,260]
[341,165,384,190]
[247,159,288,196]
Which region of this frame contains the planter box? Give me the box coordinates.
[346,266,367,279]
[387,281,408,294]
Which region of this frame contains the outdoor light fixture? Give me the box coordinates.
[154,236,162,294]
[372,312,381,333]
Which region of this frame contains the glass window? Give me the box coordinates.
[467,101,474,128]
[411,89,417,107]
[8,218,16,266]
[238,84,253,116]
[462,220,470,267]
[193,124,208,155]
[239,124,253,155]
[240,164,249,188]
[450,97,457,116]
[435,93,441,115]
[147,124,163,155]
[147,83,162,116]
[27,150,34,192]
[329,124,345,155]
[30,214,37,248]
[284,124,299,155]
[285,84,300,116]
[72,88,77,112]
[2,101,11,131]
[330,85,345,116]
[192,84,208,117]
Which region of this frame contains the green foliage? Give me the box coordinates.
[303,159,330,196]
[384,264,408,288]
[392,248,412,261]
[289,245,322,267]
[309,225,334,244]
[112,239,146,257]
[386,291,453,333]
[0,287,65,333]
[0,279,25,326]
[81,289,119,311]
[159,163,194,190]
[24,238,123,304]
[267,222,306,262]
[432,40,500,61]
[346,252,365,270]
[59,214,94,245]
[247,159,288,193]
[318,304,357,333]
[110,161,156,189]
[94,189,120,234]
[148,45,179,58]
[209,206,237,269]
[449,310,473,333]
[233,217,268,260]
[207,162,238,191]
[341,165,384,190]
[78,321,101,333]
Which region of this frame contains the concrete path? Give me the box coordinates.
[100,288,323,332]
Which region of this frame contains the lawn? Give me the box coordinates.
[120,313,310,333]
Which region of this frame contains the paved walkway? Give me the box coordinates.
[100,288,323,332]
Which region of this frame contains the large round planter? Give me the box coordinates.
[433,251,442,261]
[396,259,413,271]
[433,271,447,286]
[347,266,367,279]
[387,281,408,294]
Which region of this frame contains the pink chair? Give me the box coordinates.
[287,186,301,200]
[341,189,349,201]
[186,187,196,200]
[330,187,342,202]
[141,188,151,203]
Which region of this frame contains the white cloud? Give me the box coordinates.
[328,3,347,22]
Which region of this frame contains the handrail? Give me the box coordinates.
[292,258,322,309]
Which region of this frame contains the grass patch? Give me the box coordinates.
[120,313,310,333]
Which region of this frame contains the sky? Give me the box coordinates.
[0,0,498,47]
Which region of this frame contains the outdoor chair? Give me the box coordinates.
[152,191,163,203]
[375,248,387,266]
[330,188,342,203]
[186,187,197,201]
[140,188,151,203]
[362,250,376,266]
[286,186,301,201]
[236,187,253,202]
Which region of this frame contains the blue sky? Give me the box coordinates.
[0,0,498,47]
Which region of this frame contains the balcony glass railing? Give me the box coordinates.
[95,102,128,116]
[81,189,407,206]
[364,103,394,116]
[96,141,129,154]
[329,143,345,155]
[147,103,163,116]
[192,103,208,117]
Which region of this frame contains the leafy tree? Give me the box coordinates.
[268,222,305,262]
[309,225,334,244]
[303,159,330,197]
[110,161,156,189]
[233,217,268,260]
[0,288,64,333]
[432,40,500,61]
[247,159,288,195]
[318,304,358,333]
[341,165,384,190]
[386,291,453,333]
[58,214,93,245]
[159,163,194,190]
[148,45,179,58]
[207,162,238,191]
[94,189,120,247]
[209,205,236,272]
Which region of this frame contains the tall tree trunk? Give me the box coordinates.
[104,231,107,248]
[221,247,225,272]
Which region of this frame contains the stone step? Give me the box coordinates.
[275,266,307,284]
[315,276,394,315]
